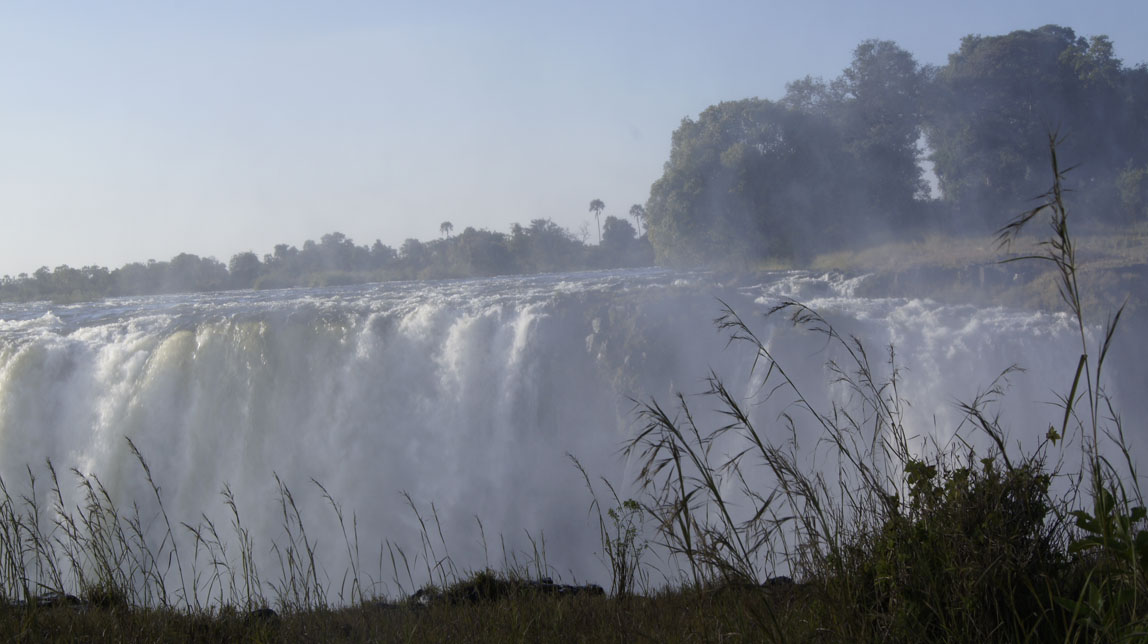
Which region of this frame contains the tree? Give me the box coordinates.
[399,238,428,271]
[645,98,854,265]
[440,221,454,238]
[600,215,637,263]
[370,240,397,269]
[784,41,929,229]
[589,199,605,243]
[629,204,646,236]
[166,253,227,293]
[318,232,356,271]
[519,218,584,272]
[781,75,838,116]
[228,251,263,289]
[926,25,1139,221]
[833,40,929,219]
[455,227,515,275]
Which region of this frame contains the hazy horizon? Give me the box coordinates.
[3,1,1146,278]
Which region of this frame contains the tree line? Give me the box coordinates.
[8,25,1145,302]
[0,216,653,303]
[645,25,1148,265]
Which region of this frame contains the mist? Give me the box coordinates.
[2,266,1143,600]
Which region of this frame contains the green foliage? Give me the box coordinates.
[857,458,1060,639]
[834,40,931,213]
[227,251,262,289]
[1071,492,1148,575]
[928,26,1147,222]
[644,26,1147,268]
[570,457,650,598]
[646,98,853,265]
[603,500,648,598]
[646,40,931,266]
[1061,487,1148,639]
[596,216,652,267]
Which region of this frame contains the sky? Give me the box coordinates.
[1,1,1146,277]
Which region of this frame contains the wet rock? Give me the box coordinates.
[247,606,278,620]
[3,592,86,611]
[35,592,83,607]
[761,575,794,589]
[416,574,605,606]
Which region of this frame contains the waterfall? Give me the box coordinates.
[0,268,1141,600]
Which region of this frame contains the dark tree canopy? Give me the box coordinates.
[647,98,858,265]
[644,26,1146,266]
[647,42,932,266]
[927,25,1147,221]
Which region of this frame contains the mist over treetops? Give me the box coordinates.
[644,25,1148,265]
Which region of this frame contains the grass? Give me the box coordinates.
[2,137,1146,641]
[0,587,815,643]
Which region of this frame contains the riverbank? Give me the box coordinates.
[808,224,1148,311]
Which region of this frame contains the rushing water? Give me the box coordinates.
[0,268,1142,598]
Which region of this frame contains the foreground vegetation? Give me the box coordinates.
[0,586,824,643]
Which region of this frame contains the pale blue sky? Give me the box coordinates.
[1,1,1145,277]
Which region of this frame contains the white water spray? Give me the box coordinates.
[0,268,1141,599]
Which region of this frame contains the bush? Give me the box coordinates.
[852,458,1061,639]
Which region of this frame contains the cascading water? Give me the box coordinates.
[0,268,1142,601]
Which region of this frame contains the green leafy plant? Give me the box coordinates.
[603,499,648,598]
[1061,488,1148,639]
[862,457,1060,639]
[570,456,650,597]
[1000,133,1148,640]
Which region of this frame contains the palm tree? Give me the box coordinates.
[440,221,454,238]
[589,199,605,244]
[629,204,645,237]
